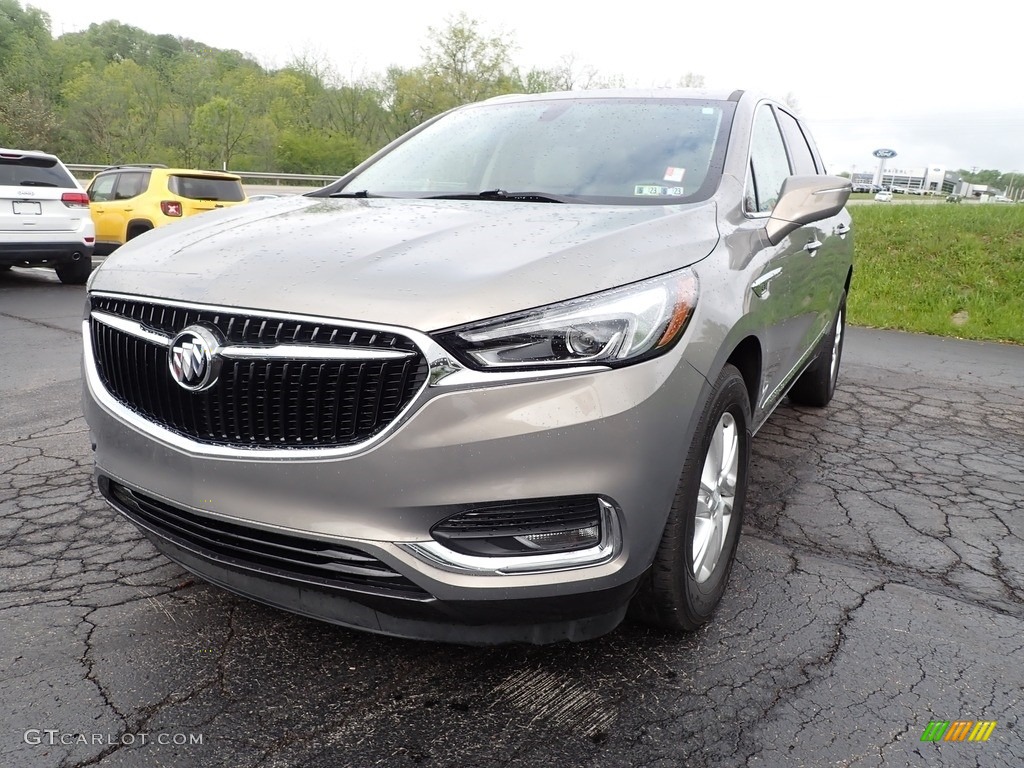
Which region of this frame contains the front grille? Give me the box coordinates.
[89,297,428,449]
[433,497,603,538]
[102,478,430,599]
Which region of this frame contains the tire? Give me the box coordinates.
[631,364,751,632]
[789,292,846,407]
[56,254,93,285]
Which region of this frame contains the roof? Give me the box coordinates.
[0,147,61,161]
[479,88,750,105]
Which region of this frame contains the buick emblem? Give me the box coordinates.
[168,325,223,392]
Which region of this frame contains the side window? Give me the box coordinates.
[114,172,149,200]
[776,109,819,176]
[746,105,791,213]
[88,175,116,202]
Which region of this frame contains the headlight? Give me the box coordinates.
[434,270,698,370]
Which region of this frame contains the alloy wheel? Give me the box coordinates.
[692,411,739,583]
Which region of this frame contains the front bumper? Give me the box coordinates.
[84,322,710,643]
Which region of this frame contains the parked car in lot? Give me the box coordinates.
[875,190,893,202]
[0,147,95,284]
[83,89,853,644]
[86,165,247,254]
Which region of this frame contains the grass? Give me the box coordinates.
[848,204,1024,344]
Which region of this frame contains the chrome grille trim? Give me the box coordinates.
[85,294,432,458]
[91,310,172,347]
[219,344,414,361]
[91,310,416,361]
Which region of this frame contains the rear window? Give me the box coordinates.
[168,175,245,202]
[0,156,76,188]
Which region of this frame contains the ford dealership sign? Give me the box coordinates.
[873,148,898,159]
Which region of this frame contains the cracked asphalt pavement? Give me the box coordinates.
[2,266,1022,767]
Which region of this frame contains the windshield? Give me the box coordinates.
[337,98,734,205]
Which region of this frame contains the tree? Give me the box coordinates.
[0,0,51,77]
[274,130,365,175]
[381,13,522,137]
[420,13,518,104]
[193,70,269,169]
[522,54,622,93]
[61,60,164,162]
[0,86,57,147]
[0,0,58,146]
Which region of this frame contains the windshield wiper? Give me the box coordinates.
[328,190,386,198]
[422,189,570,203]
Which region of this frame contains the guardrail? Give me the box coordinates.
[66,164,337,185]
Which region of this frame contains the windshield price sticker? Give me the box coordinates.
[635,185,684,196]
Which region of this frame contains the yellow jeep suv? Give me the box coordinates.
[86,165,247,254]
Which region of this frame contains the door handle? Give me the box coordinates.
[804,239,823,254]
[751,267,782,299]
[836,223,851,239]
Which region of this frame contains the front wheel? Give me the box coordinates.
[631,364,751,631]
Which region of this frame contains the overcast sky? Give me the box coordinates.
[27,0,1022,175]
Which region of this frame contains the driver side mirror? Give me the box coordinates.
[765,175,851,245]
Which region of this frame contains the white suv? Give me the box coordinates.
[0,147,95,284]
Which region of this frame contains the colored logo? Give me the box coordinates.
[920,720,997,742]
[873,148,897,159]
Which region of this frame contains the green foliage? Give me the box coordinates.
[61,59,164,162]
[0,84,57,147]
[956,168,1023,192]
[274,130,367,175]
[4,1,575,171]
[0,0,51,76]
[848,204,1024,344]
[380,13,524,139]
[0,0,57,145]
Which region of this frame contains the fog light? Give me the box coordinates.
[407,498,621,574]
[515,525,599,551]
[430,496,605,557]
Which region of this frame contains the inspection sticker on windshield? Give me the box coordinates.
[664,167,685,183]
[635,185,684,196]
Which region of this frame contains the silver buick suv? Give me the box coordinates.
[82,89,852,644]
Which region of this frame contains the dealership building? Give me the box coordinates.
[851,165,960,194]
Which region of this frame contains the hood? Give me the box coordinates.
[90,196,719,331]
